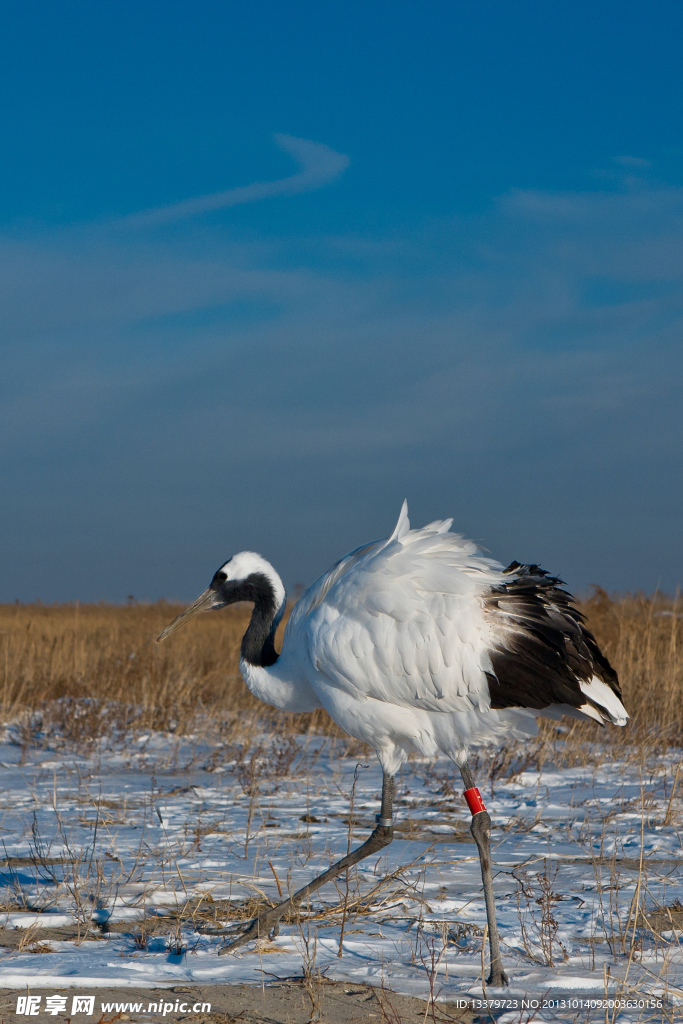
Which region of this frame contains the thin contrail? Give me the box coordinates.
[117,134,349,229]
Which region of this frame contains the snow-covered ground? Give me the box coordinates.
[0,730,681,1021]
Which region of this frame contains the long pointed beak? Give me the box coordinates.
[156,587,217,642]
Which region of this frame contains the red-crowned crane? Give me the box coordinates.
[158,502,627,986]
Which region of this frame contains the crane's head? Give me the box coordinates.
[156,552,286,643]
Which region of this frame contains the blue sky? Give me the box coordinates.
[2,0,682,602]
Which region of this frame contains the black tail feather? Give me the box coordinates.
[485,563,621,713]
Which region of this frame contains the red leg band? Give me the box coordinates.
[463,787,486,814]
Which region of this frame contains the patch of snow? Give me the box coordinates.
[0,734,680,1019]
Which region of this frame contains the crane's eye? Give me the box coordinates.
[214,571,228,584]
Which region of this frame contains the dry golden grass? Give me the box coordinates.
[0,600,335,747]
[579,586,682,746]
[0,588,680,751]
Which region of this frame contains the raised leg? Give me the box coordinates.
[459,762,507,987]
[218,773,395,955]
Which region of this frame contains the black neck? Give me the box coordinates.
[238,573,282,668]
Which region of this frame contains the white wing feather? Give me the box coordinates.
[285,504,506,713]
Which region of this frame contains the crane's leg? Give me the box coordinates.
[459,762,507,987]
[218,772,395,955]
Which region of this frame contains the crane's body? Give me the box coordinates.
[222,503,625,768]
[158,502,627,986]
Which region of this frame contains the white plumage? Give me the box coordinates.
[237,501,626,774]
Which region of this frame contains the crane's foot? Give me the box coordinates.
[218,905,285,955]
[487,966,509,987]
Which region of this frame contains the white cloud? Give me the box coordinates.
[614,155,652,168]
[116,134,349,228]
